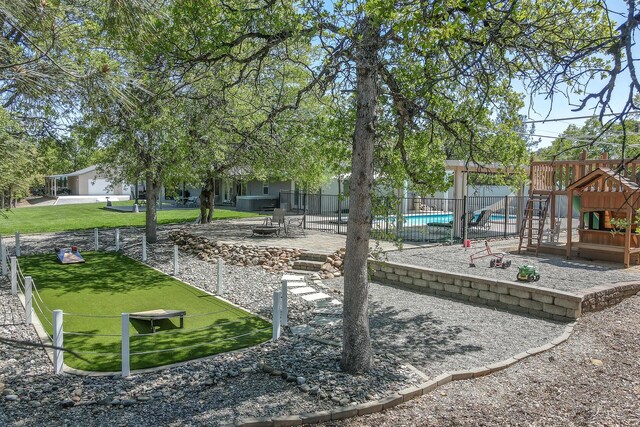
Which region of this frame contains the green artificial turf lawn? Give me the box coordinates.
[0,202,261,235]
[19,252,271,372]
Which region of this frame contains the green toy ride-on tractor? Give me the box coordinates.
[516,265,540,282]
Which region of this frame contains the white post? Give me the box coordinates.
[1,241,6,275]
[10,256,16,295]
[121,313,130,377]
[173,245,179,275]
[94,228,99,251]
[272,290,281,341]
[280,279,288,327]
[217,258,224,295]
[25,276,32,324]
[15,231,20,257]
[115,228,120,252]
[53,310,64,374]
[142,235,147,262]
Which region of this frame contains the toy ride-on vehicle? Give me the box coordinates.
[516,265,540,282]
[469,241,511,268]
[489,258,512,268]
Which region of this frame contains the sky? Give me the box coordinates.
[518,0,632,149]
[519,76,632,149]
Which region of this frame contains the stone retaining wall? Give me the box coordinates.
[576,282,640,313]
[369,260,582,320]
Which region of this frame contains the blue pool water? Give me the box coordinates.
[374,212,516,226]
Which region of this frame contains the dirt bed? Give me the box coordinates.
[384,239,640,292]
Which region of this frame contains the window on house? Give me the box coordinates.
[263,182,269,195]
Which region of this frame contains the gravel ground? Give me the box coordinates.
[332,294,640,427]
[0,228,422,426]
[316,280,566,377]
[384,240,640,292]
[0,227,620,426]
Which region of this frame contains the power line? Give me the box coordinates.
[523,112,633,124]
[526,131,640,139]
[519,132,640,148]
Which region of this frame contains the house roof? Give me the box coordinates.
[567,167,640,192]
[45,165,98,179]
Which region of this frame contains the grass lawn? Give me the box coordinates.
[0,202,261,235]
[19,252,271,372]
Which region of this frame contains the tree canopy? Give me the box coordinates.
[2,0,637,374]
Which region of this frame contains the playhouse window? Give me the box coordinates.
[583,211,603,230]
[583,210,631,231]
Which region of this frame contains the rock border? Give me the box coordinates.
[230,322,576,427]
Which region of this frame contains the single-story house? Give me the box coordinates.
[167,178,296,211]
[44,165,131,197]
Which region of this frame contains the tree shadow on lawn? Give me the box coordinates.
[18,252,184,295]
[63,314,271,372]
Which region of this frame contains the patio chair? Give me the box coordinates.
[426,211,475,228]
[264,208,286,230]
[543,219,562,243]
[185,196,200,208]
[467,209,493,231]
[285,215,305,236]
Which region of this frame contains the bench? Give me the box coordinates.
[129,309,186,332]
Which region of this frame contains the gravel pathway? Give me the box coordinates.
[0,227,591,426]
[384,240,640,292]
[333,294,640,427]
[315,280,566,377]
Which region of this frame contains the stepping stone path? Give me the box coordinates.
[282,273,342,338]
[285,281,307,288]
[301,292,331,302]
[290,287,317,295]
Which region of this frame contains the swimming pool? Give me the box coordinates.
[374,212,517,227]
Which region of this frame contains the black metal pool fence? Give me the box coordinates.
[278,191,527,243]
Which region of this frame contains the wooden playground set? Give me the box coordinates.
[520,151,640,268]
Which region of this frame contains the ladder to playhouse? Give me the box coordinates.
[518,195,550,255]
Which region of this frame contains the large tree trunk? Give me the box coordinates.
[197,177,216,224]
[341,17,379,374]
[145,173,159,243]
[206,177,215,222]
[199,187,208,223]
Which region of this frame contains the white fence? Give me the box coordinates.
[1,231,292,375]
